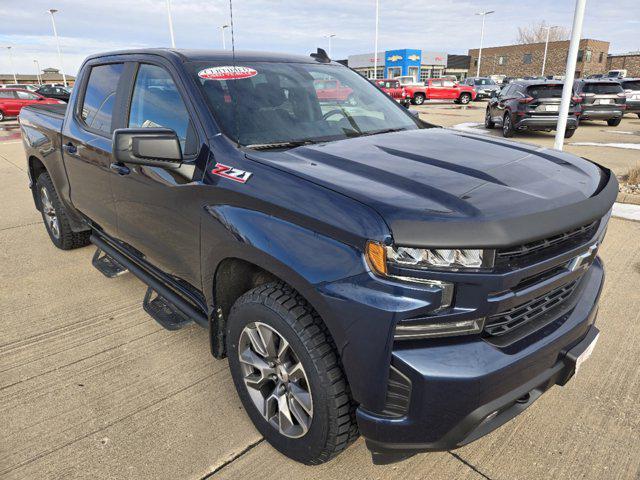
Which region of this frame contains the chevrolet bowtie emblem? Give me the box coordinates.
[568,244,598,272]
[408,54,420,61]
[388,55,403,62]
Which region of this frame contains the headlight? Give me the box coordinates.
[387,246,492,270]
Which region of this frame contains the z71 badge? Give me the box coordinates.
[211,163,253,184]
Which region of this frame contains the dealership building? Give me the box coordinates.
[348,49,449,81]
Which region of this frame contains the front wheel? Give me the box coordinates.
[459,93,471,105]
[227,282,357,465]
[607,117,622,127]
[413,94,425,105]
[0,110,5,122]
[564,128,576,139]
[502,112,514,137]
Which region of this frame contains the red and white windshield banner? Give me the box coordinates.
[198,66,258,81]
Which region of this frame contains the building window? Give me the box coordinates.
[585,50,592,62]
[474,59,478,66]
[420,69,430,82]
[498,56,507,65]
[523,53,532,64]
[599,52,604,63]
[577,50,584,62]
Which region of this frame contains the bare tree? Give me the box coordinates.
[515,21,570,44]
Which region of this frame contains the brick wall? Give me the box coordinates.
[607,54,640,77]
[468,39,609,78]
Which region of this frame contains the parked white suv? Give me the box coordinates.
[620,78,640,118]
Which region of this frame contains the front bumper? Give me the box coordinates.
[359,258,604,464]
[515,115,579,131]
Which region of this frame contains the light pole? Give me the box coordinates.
[34,59,42,85]
[47,9,67,87]
[5,47,17,84]
[475,10,494,77]
[373,0,380,79]
[541,25,559,77]
[165,0,176,48]
[325,34,336,58]
[219,24,229,50]
[554,0,587,150]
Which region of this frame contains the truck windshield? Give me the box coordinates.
[190,61,421,147]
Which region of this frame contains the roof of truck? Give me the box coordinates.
[85,48,332,65]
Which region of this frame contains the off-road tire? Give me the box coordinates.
[227,282,358,465]
[36,172,91,250]
[607,117,621,127]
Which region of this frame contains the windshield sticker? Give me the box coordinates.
[211,163,253,183]
[198,66,258,81]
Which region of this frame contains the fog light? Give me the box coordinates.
[394,317,485,340]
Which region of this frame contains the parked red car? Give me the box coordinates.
[404,78,476,105]
[374,79,411,108]
[313,79,354,103]
[0,89,63,121]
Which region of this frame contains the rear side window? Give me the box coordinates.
[0,90,14,98]
[527,84,564,98]
[128,63,196,155]
[622,80,640,91]
[582,82,623,94]
[16,91,39,100]
[80,63,124,134]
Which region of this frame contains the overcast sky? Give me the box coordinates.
[1,0,639,76]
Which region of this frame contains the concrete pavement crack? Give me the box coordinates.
[448,451,495,480]
[201,438,265,478]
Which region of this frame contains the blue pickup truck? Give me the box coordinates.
[19,48,617,465]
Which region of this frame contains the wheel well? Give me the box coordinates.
[29,156,47,210]
[211,258,278,357]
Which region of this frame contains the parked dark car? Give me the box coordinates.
[461,77,500,100]
[573,79,626,126]
[19,48,616,466]
[35,85,71,102]
[619,78,640,118]
[485,80,580,138]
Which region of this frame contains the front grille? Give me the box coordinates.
[495,221,598,269]
[484,280,578,337]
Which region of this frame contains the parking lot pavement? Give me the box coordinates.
[1,127,639,479]
[414,102,640,177]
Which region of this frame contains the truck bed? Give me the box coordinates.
[22,103,67,119]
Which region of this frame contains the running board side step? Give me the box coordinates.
[92,248,128,277]
[143,288,193,330]
[90,234,208,329]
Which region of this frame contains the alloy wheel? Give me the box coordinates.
[238,322,313,438]
[40,186,60,239]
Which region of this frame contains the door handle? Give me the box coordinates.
[63,142,77,154]
[109,162,131,176]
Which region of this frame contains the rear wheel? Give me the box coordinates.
[564,128,576,139]
[459,93,471,105]
[607,117,621,126]
[637,113,640,119]
[502,112,514,137]
[0,110,5,122]
[413,94,425,105]
[36,172,91,250]
[484,108,495,128]
[227,282,357,464]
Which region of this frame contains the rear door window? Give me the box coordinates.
[0,90,15,98]
[80,63,124,135]
[582,83,624,94]
[622,80,640,91]
[16,91,39,100]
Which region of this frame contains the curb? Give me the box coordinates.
[616,191,640,206]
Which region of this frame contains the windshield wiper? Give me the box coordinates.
[245,140,318,150]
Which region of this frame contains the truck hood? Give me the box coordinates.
[246,128,617,247]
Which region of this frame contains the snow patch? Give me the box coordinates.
[612,202,640,222]
[569,142,640,151]
[451,122,492,135]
